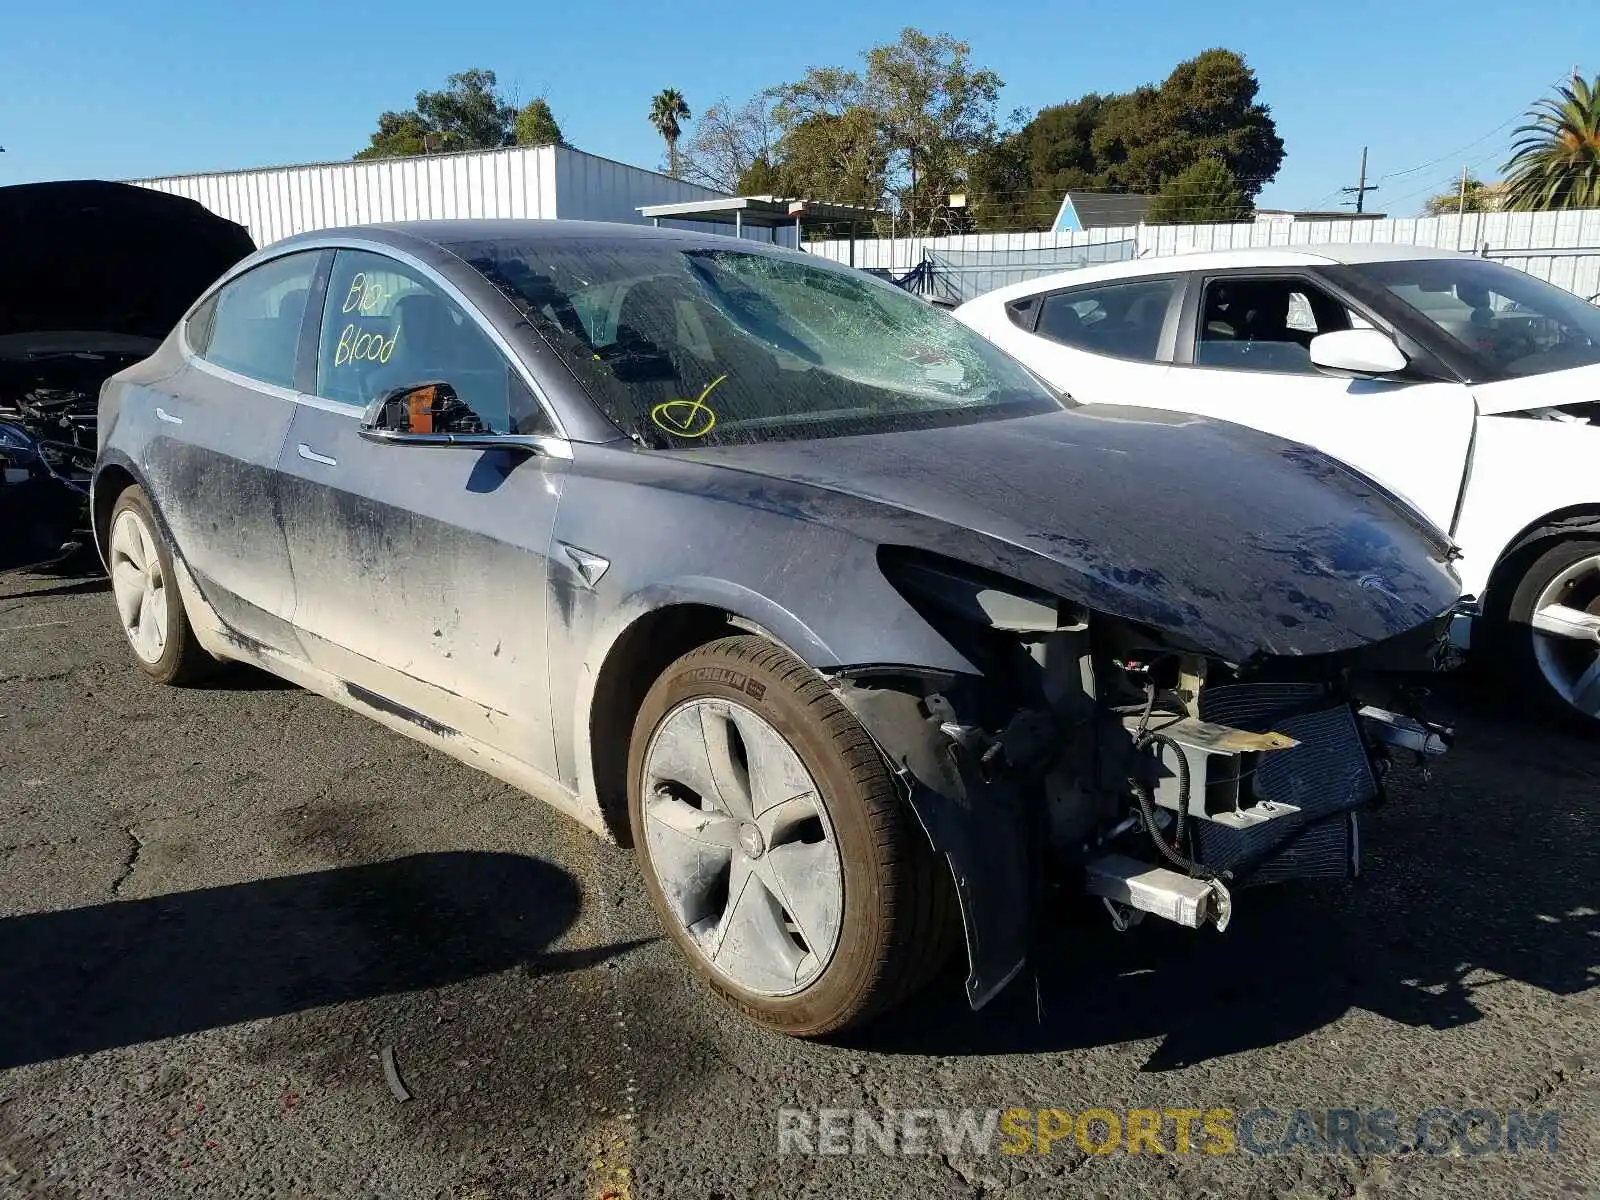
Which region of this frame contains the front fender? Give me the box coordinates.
[833,674,1030,1011]
[566,577,842,825]
[1455,416,1600,597]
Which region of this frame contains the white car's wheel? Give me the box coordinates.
[106,486,216,685]
[1505,537,1600,727]
[627,635,958,1036]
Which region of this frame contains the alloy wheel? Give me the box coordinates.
[1532,552,1600,718]
[639,698,845,997]
[108,509,168,665]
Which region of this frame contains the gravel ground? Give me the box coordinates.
[1,569,1595,1200]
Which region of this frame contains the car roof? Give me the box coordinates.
[271,217,791,255]
[959,242,1476,308]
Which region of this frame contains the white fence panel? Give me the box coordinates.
[812,209,1600,301]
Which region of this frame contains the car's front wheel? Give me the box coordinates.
[1502,537,1600,727]
[627,635,956,1036]
[106,485,216,685]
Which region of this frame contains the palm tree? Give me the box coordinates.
[650,89,692,177]
[1502,73,1600,210]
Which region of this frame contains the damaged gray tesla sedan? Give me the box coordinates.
[95,220,1461,1035]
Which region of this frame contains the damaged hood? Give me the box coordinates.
[679,405,1462,663]
[0,180,254,348]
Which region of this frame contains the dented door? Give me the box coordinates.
[275,401,567,774]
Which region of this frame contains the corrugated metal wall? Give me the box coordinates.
[551,148,719,221]
[809,209,1600,300]
[130,145,735,247]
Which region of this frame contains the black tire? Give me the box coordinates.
[106,486,218,686]
[1500,536,1600,727]
[627,635,958,1036]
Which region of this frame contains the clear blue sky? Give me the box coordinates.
[2,0,1589,216]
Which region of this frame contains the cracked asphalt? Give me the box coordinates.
[1,569,1596,1200]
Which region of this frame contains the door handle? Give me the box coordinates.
[297,443,338,466]
[155,407,183,425]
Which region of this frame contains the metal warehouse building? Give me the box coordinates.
[131,144,772,249]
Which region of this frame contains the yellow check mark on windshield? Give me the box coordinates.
[649,374,727,439]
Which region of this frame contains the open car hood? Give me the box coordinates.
[0,180,254,346]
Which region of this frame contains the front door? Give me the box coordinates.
[274,247,567,775]
[1161,271,1477,532]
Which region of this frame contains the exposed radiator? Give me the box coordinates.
[1195,683,1375,882]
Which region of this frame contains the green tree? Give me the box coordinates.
[1093,50,1283,197]
[769,108,888,211]
[355,111,432,160]
[1502,73,1600,211]
[355,69,516,160]
[514,97,565,147]
[967,49,1283,231]
[650,89,692,176]
[968,97,1106,230]
[1145,158,1251,224]
[1422,177,1497,216]
[736,155,783,195]
[864,29,1002,233]
[770,28,1003,233]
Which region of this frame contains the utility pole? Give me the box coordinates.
[1341,146,1379,213]
[1458,164,1469,216]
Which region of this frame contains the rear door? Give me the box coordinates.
[143,249,326,648]
[275,246,568,775]
[983,274,1180,403]
[1157,269,1476,532]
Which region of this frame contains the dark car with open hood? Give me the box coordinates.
[0,180,254,571]
[95,220,1462,1035]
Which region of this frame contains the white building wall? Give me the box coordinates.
[130,145,736,248]
[550,146,720,221]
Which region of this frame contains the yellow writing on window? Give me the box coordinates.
[341,273,390,316]
[334,323,398,367]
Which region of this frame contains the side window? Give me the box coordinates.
[1195,276,1357,375]
[1005,295,1040,331]
[198,252,319,388]
[185,293,219,356]
[1035,278,1175,362]
[316,249,549,435]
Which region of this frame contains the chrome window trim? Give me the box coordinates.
[187,353,306,404]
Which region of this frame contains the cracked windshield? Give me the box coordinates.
[454,239,1059,445]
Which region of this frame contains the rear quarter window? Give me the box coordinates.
[197,252,320,389]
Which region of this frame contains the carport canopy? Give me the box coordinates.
[635,196,885,263]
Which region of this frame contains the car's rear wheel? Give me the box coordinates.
[107,486,216,685]
[627,635,956,1036]
[1503,537,1600,727]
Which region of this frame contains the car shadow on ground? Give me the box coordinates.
[847,676,1599,1069]
[0,575,110,602]
[0,851,646,1071]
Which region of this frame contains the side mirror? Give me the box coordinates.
[1309,329,1409,380]
[361,381,487,438]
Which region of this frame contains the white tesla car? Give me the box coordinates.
[956,245,1600,725]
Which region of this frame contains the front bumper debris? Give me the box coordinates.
[1359,705,1453,758]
